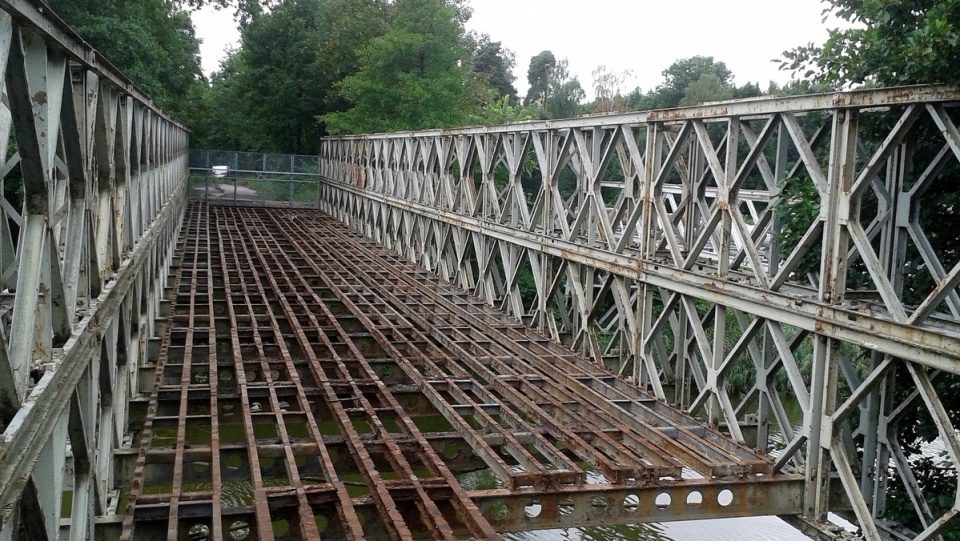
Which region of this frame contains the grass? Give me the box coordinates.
[190,170,320,206]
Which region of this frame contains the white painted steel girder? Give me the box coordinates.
[0,1,188,539]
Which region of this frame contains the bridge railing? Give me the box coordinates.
[317,85,960,539]
[0,0,189,538]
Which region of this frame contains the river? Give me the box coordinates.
[498,398,830,540]
[503,516,810,540]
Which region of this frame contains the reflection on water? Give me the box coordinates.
[458,468,507,490]
[477,396,813,541]
[504,522,672,541]
[503,516,809,541]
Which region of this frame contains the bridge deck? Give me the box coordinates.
[123,203,803,540]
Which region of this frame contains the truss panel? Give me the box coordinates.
[121,204,799,540]
[318,86,960,539]
[0,0,189,538]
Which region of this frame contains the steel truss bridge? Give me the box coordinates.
[0,1,959,540]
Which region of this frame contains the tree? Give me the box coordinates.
[591,64,632,113]
[656,56,732,108]
[196,50,259,150]
[677,72,733,106]
[200,0,390,151]
[782,0,960,87]
[314,0,390,113]
[234,0,329,153]
[322,0,474,133]
[522,51,584,119]
[781,3,960,537]
[732,81,762,100]
[524,50,557,107]
[546,73,585,119]
[46,0,204,122]
[182,0,266,28]
[471,36,518,103]
[625,56,745,111]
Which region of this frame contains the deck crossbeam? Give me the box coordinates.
[122,204,798,540]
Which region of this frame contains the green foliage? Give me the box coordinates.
[771,176,822,280]
[516,264,537,308]
[732,81,762,99]
[885,454,960,541]
[183,0,265,27]
[314,0,390,115]
[522,51,584,119]
[472,36,518,103]
[764,78,833,97]
[322,0,474,133]
[660,55,732,105]
[0,389,15,432]
[53,0,540,147]
[524,50,557,107]
[200,0,390,150]
[659,56,730,108]
[467,96,536,126]
[546,78,586,119]
[780,3,960,532]
[781,0,960,87]
[678,73,734,106]
[47,0,204,122]
[237,0,330,152]
[196,51,254,150]
[626,56,756,111]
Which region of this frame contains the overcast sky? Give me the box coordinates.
[192,0,840,98]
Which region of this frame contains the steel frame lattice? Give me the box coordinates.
[125,204,799,540]
[0,2,958,537]
[317,86,960,540]
[0,0,189,539]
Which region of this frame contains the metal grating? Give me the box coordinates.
[122,203,806,540]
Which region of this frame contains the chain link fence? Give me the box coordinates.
[188,149,321,208]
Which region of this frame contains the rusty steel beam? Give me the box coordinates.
[320,180,960,371]
[123,204,802,539]
[316,85,960,540]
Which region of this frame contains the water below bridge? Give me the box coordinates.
[122,203,807,540]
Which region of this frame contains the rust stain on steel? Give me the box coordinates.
[122,203,800,540]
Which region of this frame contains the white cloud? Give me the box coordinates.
[465,0,838,98]
[193,0,840,97]
[192,4,241,76]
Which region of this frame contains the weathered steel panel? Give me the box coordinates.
[0,1,189,538]
[317,86,960,540]
[122,205,799,540]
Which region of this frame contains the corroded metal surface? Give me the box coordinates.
[123,204,800,540]
[316,86,960,539]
